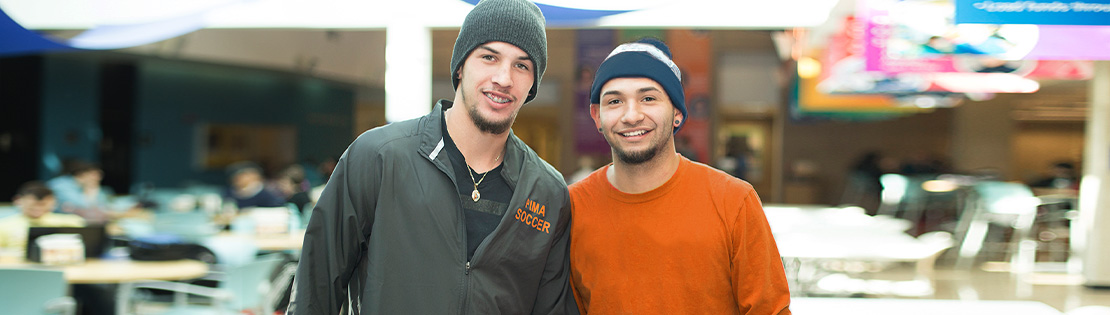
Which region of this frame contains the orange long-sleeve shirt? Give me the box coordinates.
[569,156,791,314]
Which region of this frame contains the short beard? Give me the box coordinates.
[464,94,514,134]
[615,145,661,165]
[603,116,674,165]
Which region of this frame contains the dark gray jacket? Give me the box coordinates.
[289,101,576,315]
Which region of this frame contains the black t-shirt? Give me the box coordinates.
[441,114,513,261]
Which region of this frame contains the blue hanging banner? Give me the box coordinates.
[955,0,1110,25]
[0,8,73,56]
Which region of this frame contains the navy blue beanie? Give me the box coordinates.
[590,38,686,133]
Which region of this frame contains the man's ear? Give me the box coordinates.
[590,104,602,132]
[673,109,684,128]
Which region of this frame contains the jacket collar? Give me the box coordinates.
[418,100,523,187]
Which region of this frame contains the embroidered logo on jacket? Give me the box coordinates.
[515,199,550,234]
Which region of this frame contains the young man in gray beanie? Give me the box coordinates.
[289,0,576,314]
[568,38,791,314]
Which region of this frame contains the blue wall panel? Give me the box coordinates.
[133,60,355,188]
[39,55,100,179]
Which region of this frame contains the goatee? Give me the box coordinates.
[615,146,661,165]
[464,92,514,134]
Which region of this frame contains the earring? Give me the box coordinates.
[597,127,603,133]
[674,120,680,125]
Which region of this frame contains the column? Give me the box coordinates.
[385,20,431,123]
[1081,60,1110,286]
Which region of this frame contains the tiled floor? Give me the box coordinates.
[931,267,1110,313]
[794,259,1110,314]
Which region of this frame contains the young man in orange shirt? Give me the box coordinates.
[569,38,791,314]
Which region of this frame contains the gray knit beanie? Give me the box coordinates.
[451,0,548,104]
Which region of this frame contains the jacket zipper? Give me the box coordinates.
[461,260,471,314]
[459,195,471,315]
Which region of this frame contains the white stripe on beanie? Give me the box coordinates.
[604,42,682,82]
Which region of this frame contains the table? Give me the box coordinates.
[763,204,952,297]
[791,297,1063,315]
[216,229,305,251]
[1,259,209,315]
[64,259,208,284]
[0,258,208,283]
[254,231,305,251]
[763,204,947,261]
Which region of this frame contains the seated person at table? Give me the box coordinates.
[274,164,313,214]
[224,161,286,210]
[1029,161,1079,190]
[0,181,86,258]
[46,159,112,224]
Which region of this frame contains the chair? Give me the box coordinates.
[0,269,77,315]
[877,174,931,233]
[805,231,953,298]
[143,189,188,212]
[299,201,315,229]
[877,173,910,217]
[232,204,300,236]
[202,235,261,267]
[129,253,286,315]
[153,211,219,243]
[953,181,1042,273]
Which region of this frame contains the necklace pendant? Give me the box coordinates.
[472,189,481,202]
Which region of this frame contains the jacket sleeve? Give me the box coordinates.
[732,189,791,315]
[531,190,579,315]
[288,143,379,315]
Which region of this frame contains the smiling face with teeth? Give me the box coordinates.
[591,77,683,165]
[454,41,535,135]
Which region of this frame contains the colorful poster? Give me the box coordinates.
[573,29,616,155]
[667,29,712,164]
[863,0,1110,62]
[955,0,1110,25]
[817,16,1009,95]
[815,10,1042,94]
[791,76,921,122]
[811,16,972,109]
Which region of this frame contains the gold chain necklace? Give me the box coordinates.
[467,151,502,202]
[468,165,489,202]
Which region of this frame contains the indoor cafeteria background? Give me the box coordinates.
[3,0,1110,314]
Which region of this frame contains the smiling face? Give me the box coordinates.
[455,41,535,135]
[591,77,683,165]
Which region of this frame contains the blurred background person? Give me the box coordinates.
[46,159,111,224]
[840,151,886,215]
[224,161,285,210]
[720,135,753,180]
[310,155,340,203]
[1029,161,1079,190]
[0,181,115,314]
[274,163,313,214]
[0,181,85,258]
[899,150,951,176]
[567,155,597,184]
